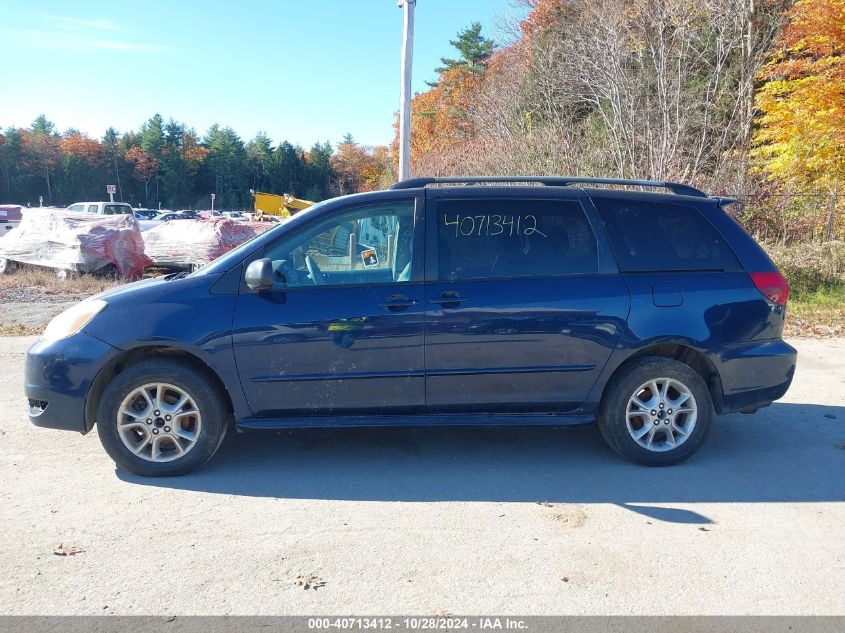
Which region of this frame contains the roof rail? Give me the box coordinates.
[389,176,708,198]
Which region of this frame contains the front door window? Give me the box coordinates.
[264,201,415,287]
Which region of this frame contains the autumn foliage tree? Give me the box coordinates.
[57,132,106,202]
[331,136,393,194]
[395,23,496,174]
[752,0,845,193]
[124,146,159,205]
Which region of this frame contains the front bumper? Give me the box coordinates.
[25,331,120,433]
[714,338,797,414]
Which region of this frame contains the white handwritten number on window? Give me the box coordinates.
[443,214,548,238]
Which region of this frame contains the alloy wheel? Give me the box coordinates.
[116,383,202,462]
[625,377,697,452]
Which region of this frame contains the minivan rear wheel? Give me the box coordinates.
[96,359,229,476]
[598,357,712,466]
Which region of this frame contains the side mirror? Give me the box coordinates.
[245,258,274,291]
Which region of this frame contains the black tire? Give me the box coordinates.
[94,263,119,279]
[96,359,229,476]
[597,357,712,466]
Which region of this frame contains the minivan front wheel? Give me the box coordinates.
[96,359,229,476]
[598,357,712,466]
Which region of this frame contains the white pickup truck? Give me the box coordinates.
[67,201,135,215]
[67,201,161,231]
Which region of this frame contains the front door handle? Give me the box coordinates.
[380,294,417,311]
[430,291,466,309]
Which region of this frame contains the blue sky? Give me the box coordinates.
[0,0,523,148]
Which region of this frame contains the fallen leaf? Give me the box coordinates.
[536,501,553,508]
[435,609,451,617]
[562,577,569,583]
[295,575,325,590]
[165,615,176,623]
[698,527,710,532]
[53,544,83,556]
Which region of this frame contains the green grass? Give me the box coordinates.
[791,282,845,309]
[786,282,845,337]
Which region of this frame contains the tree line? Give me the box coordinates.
[0,115,394,210]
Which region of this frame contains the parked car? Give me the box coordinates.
[26,176,796,476]
[157,213,190,221]
[134,209,160,220]
[0,204,23,236]
[67,201,134,215]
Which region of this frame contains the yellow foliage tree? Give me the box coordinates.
[752,0,845,192]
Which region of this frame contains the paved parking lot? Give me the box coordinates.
[1,335,843,615]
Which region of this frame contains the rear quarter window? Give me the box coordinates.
[592,197,740,272]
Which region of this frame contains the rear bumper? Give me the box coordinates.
[25,331,120,433]
[713,338,797,414]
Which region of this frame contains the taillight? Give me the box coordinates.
[750,272,790,306]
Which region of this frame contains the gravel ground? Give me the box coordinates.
[0,336,843,615]
[0,301,76,329]
[0,287,86,330]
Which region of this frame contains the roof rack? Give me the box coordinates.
[389,176,708,198]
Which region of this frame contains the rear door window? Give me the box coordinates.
[592,198,740,272]
[436,199,598,281]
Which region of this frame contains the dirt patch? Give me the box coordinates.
[0,301,75,332]
[785,311,845,338]
[539,504,588,529]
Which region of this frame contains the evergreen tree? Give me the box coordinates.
[434,22,495,76]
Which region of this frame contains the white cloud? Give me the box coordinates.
[45,15,122,32]
[4,22,171,54]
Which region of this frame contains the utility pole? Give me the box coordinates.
[398,0,416,182]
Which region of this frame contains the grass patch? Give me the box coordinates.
[0,265,126,297]
[786,282,845,337]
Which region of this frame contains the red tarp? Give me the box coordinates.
[0,209,151,278]
[142,219,274,268]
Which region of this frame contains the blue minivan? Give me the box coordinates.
[25,177,797,476]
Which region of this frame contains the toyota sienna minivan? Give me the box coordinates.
[25,177,796,476]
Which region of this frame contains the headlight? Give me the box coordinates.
[42,299,108,341]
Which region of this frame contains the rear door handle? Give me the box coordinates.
[380,295,417,311]
[431,291,466,308]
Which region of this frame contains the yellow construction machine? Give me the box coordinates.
[251,191,314,221]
